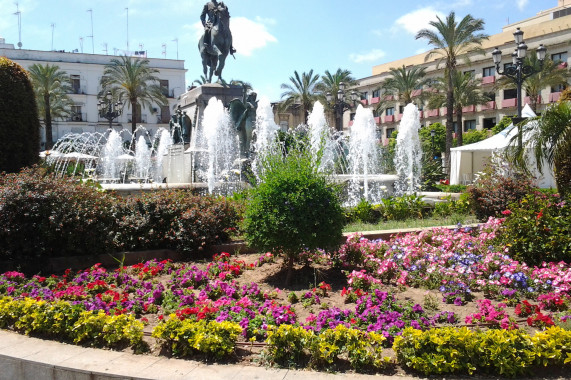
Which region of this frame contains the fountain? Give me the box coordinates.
[394,103,422,195]
[251,97,280,179]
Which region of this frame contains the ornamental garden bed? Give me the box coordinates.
[1,218,571,377]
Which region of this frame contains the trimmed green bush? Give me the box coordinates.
[0,167,118,269]
[243,148,344,284]
[0,57,40,172]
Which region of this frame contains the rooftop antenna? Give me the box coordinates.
[125,7,129,53]
[14,3,22,48]
[87,9,94,54]
[102,42,108,55]
[162,43,166,58]
[50,23,55,50]
[172,38,178,59]
[79,37,84,53]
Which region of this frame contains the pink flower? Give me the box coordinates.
[501,209,512,215]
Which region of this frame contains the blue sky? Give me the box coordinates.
[0,0,551,101]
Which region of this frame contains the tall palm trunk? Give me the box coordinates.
[455,106,463,147]
[44,93,53,149]
[445,68,454,176]
[131,100,137,135]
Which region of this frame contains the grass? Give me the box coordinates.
[342,213,479,233]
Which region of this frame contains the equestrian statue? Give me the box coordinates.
[199,0,236,83]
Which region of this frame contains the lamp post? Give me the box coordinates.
[326,82,359,132]
[97,90,123,130]
[491,28,546,147]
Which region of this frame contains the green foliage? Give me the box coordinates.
[495,192,571,265]
[263,324,391,372]
[419,122,446,157]
[0,167,119,269]
[376,194,429,221]
[0,297,144,349]
[0,57,40,172]
[492,116,513,135]
[243,147,344,260]
[467,160,536,221]
[346,198,378,224]
[432,194,472,218]
[394,326,571,377]
[434,184,467,193]
[115,190,239,253]
[459,129,488,145]
[420,156,445,191]
[152,316,242,359]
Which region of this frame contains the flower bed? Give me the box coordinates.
[1,217,571,375]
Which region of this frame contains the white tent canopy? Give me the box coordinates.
[450,104,556,188]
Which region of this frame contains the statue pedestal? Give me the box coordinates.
[173,83,243,184]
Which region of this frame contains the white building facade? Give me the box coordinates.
[0,38,186,148]
[353,0,571,144]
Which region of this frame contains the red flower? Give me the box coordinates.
[537,210,543,219]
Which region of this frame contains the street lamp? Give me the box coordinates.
[97,90,123,130]
[491,27,546,147]
[326,82,359,132]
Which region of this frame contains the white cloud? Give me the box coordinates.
[394,7,445,36]
[516,0,529,11]
[187,16,277,57]
[255,16,276,26]
[349,49,386,63]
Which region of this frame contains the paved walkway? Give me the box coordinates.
[0,329,418,380]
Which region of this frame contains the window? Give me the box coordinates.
[417,103,424,111]
[160,105,170,123]
[463,70,475,78]
[70,75,81,94]
[483,66,495,77]
[504,89,517,100]
[159,80,169,97]
[350,113,356,121]
[386,128,395,138]
[386,107,394,116]
[552,84,567,93]
[280,121,288,132]
[484,92,495,101]
[483,117,496,130]
[551,52,568,64]
[71,105,82,121]
[554,8,571,18]
[372,89,380,98]
[372,109,379,117]
[360,92,368,100]
[464,119,477,132]
[399,105,404,114]
[453,122,458,133]
[504,63,515,71]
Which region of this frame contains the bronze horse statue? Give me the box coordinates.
[198,6,233,83]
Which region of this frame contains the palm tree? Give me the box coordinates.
[428,71,490,146]
[28,63,72,149]
[192,75,208,86]
[382,65,432,105]
[508,100,571,196]
[495,52,569,113]
[100,55,167,135]
[315,68,358,128]
[416,12,488,175]
[280,70,320,123]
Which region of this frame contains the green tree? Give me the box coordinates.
[280,70,320,123]
[243,146,344,286]
[193,75,208,86]
[100,55,167,134]
[0,57,40,172]
[508,101,571,195]
[495,52,569,113]
[428,71,489,146]
[416,12,488,175]
[27,63,72,149]
[382,65,432,105]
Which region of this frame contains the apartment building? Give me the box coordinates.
[355,0,571,143]
[0,38,186,148]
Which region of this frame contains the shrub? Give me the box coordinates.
[376,194,428,221]
[495,192,571,265]
[467,156,536,221]
[243,147,344,284]
[152,315,242,359]
[0,57,40,173]
[115,190,239,254]
[0,167,119,270]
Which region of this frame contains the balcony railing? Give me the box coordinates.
[501,98,517,108]
[370,97,380,104]
[550,92,562,103]
[67,113,86,122]
[524,95,542,104]
[384,115,394,123]
[424,109,439,117]
[374,116,381,124]
[479,101,496,111]
[481,76,496,85]
[462,105,475,113]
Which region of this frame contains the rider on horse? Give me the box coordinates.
[200,0,236,55]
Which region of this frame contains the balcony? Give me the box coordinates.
[374,116,381,124]
[550,92,562,103]
[69,87,86,95]
[383,95,394,101]
[411,89,422,97]
[425,109,439,117]
[396,113,403,121]
[67,113,86,122]
[370,97,380,104]
[462,105,475,113]
[348,120,354,127]
[440,108,447,116]
[360,99,368,105]
[479,101,496,111]
[525,95,542,105]
[481,76,496,85]
[502,98,517,108]
[419,111,424,119]
[384,115,394,123]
